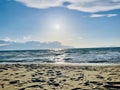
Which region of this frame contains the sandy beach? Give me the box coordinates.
[0,64,120,90]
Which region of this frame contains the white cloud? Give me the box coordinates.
[112,0,120,2]
[0,44,9,46]
[66,1,120,13]
[63,0,96,3]
[89,14,118,18]
[16,0,63,8]
[15,0,120,13]
[107,14,118,17]
[2,36,31,42]
[22,36,31,42]
[2,37,14,42]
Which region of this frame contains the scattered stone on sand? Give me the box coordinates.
[31,78,46,83]
[84,81,90,86]
[103,84,120,89]
[3,79,10,81]
[27,85,42,88]
[0,64,120,90]
[89,81,103,85]
[0,70,3,72]
[106,81,120,84]
[71,87,81,90]
[56,71,62,76]
[9,80,20,84]
[103,81,120,89]
[19,88,25,90]
[96,75,104,79]
[0,84,4,88]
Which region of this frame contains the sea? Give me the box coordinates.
[0,47,120,64]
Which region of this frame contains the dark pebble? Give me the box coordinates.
[106,82,120,85]
[104,84,120,89]
[3,79,10,81]
[9,80,20,84]
[54,83,59,87]
[0,84,4,88]
[27,85,43,88]
[31,78,46,82]
[71,87,81,90]
[84,81,90,86]
[96,75,104,79]
[19,88,25,90]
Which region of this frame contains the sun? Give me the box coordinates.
[55,24,60,30]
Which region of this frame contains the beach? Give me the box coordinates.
[0,64,120,90]
[1,0,120,90]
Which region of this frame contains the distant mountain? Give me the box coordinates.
[0,40,72,50]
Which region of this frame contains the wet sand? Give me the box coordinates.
[0,64,120,90]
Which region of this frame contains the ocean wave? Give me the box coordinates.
[0,47,120,64]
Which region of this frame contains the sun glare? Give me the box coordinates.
[55,24,60,30]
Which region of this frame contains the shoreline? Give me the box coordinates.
[0,64,120,90]
[0,62,120,66]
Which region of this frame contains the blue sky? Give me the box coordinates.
[0,0,120,48]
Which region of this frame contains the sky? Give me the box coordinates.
[0,0,120,48]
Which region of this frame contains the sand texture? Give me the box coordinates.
[0,64,120,90]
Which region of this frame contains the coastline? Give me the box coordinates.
[0,63,120,90]
[0,62,120,66]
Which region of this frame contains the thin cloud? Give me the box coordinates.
[112,0,120,2]
[2,37,14,42]
[66,0,120,13]
[15,0,120,13]
[89,14,118,18]
[2,36,31,42]
[107,14,118,17]
[16,0,63,9]
[0,44,9,47]
[22,36,31,42]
